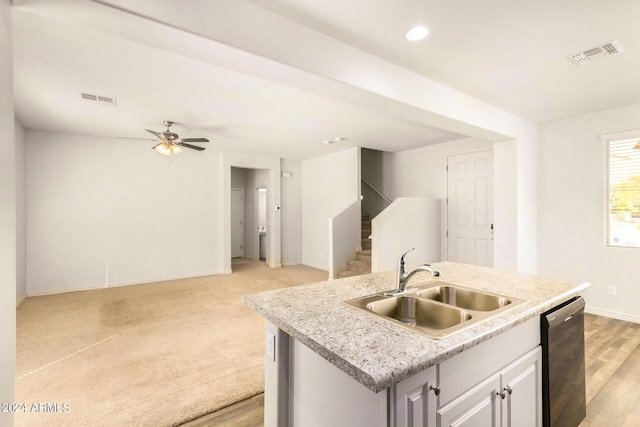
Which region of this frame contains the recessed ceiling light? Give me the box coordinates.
[405,26,429,41]
[323,136,347,144]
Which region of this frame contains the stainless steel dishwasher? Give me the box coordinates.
[541,296,586,427]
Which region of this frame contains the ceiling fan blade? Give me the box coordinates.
[180,137,209,143]
[116,136,156,141]
[145,129,163,138]
[180,142,206,151]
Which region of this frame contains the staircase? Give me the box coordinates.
[336,214,372,278]
[361,214,371,251]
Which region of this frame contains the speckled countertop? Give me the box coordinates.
[243,261,590,393]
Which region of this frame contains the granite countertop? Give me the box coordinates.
[243,261,590,393]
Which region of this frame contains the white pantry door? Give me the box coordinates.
[231,188,244,258]
[447,150,494,267]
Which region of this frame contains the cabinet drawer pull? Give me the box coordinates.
[429,385,441,396]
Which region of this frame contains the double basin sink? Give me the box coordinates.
[345,281,526,339]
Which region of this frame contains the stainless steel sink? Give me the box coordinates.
[344,281,526,339]
[416,286,512,311]
[367,296,472,329]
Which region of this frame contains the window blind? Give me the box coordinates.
[606,138,640,247]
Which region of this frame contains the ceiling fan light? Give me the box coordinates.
[405,26,429,41]
[172,145,183,156]
[155,142,172,157]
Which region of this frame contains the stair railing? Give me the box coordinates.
[361,176,392,206]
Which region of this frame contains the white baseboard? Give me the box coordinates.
[27,270,224,298]
[16,294,27,307]
[585,306,640,324]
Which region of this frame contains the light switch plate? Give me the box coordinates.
[266,331,276,361]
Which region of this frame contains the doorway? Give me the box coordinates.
[229,166,271,266]
[223,155,282,273]
[446,150,494,267]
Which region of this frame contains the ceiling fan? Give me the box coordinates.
[145,120,209,157]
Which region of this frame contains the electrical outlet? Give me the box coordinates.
[266,331,276,361]
[606,285,616,296]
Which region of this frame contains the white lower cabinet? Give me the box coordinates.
[392,317,542,427]
[268,318,542,427]
[437,347,541,427]
[394,365,437,427]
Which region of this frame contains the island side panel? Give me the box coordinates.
[290,338,388,427]
[265,322,290,427]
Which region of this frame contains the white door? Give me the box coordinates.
[231,188,244,258]
[447,150,494,267]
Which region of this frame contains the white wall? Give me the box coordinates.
[371,198,441,273]
[361,148,389,218]
[329,199,361,279]
[375,138,493,262]
[538,102,640,322]
[15,119,26,304]
[26,133,305,294]
[26,131,224,294]
[302,147,359,271]
[0,0,16,422]
[379,138,493,201]
[493,140,518,270]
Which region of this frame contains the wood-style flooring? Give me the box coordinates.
[181,313,640,427]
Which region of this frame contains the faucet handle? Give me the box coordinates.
[399,248,415,263]
[398,248,415,272]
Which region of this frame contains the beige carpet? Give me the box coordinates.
[15,259,327,427]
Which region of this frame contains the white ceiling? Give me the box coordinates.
[12,0,640,159]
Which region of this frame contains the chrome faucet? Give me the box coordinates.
[385,248,440,296]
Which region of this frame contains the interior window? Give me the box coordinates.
[606,137,640,248]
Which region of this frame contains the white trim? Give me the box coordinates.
[16,294,27,307]
[599,128,640,143]
[26,270,224,298]
[231,187,245,259]
[585,306,640,324]
[602,133,640,249]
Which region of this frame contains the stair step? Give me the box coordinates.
[361,239,371,250]
[347,259,371,274]
[356,249,371,262]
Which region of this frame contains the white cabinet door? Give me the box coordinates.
[437,347,541,427]
[394,366,437,427]
[500,347,542,427]
[437,374,500,427]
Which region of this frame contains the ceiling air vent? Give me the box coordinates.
[80,92,117,107]
[568,40,624,66]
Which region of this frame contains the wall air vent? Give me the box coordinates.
[80,92,117,107]
[568,40,624,66]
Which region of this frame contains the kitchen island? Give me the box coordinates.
[243,261,589,427]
